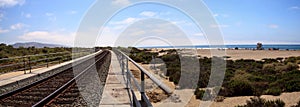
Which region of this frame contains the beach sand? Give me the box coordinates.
[197,49,300,60]
[148,48,300,60]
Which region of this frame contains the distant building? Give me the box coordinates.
[257,42,263,50]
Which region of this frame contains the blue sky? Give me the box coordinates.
[0,0,300,46]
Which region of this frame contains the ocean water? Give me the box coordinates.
[141,45,300,50]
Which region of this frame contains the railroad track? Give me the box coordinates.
[0,50,111,107]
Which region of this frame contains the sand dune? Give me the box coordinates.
[197,49,300,60]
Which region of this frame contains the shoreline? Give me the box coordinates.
[138,44,300,51]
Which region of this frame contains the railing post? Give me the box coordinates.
[126,58,129,89]
[58,54,61,64]
[28,56,31,73]
[121,55,124,75]
[46,54,49,68]
[151,55,157,71]
[23,56,26,74]
[141,71,145,101]
[126,58,129,72]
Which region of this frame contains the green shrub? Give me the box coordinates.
[275,65,289,72]
[129,51,158,64]
[285,80,300,92]
[214,96,225,102]
[263,58,278,63]
[237,97,285,107]
[264,87,282,96]
[265,99,285,107]
[297,60,300,64]
[194,88,205,99]
[161,54,179,62]
[262,64,275,74]
[285,57,297,63]
[286,62,299,71]
[169,71,180,85]
[227,80,254,96]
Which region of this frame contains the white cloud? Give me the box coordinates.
[18,31,75,45]
[268,24,279,29]
[45,13,56,22]
[112,25,125,30]
[96,26,121,46]
[159,11,171,15]
[172,20,193,26]
[21,12,31,18]
[112,0,130,6]
[112,19,196,46]
[213,14,219,17]
[130,30,146,36]
[210,24,229,28]
[213,13,229,18]
[25,13,31,18]
[193,33,204,36]
[98,19,210,46]
[69,10,77,15]
[235,22,242,26]
[0,0,25,8]
[139,11,156,17]
[49,17,56,22]
[10,23,25,30]
[0,28,9,33]
[45,12,54,16]
[289,6,300,10]
[222,14,230,18]
[110,17,140,25]
[0,13,3,21]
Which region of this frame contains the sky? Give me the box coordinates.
[0,0,300,47]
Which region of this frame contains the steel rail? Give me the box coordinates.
[0,50,102,99]
[33,51,109,107]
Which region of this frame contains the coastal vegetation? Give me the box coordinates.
[0,43,93,74]
[0,43,72,58]
[236,97,285,107]
[123,47,300,100]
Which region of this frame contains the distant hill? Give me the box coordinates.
[12,42,65,48]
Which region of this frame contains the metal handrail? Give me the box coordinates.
[128,71,142,92]
[0,50,94,74]
[0,51,70,61]
[115,50,173,107]
[0,62,24,68]
[0,49,92,61]
[118,50,172,94]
